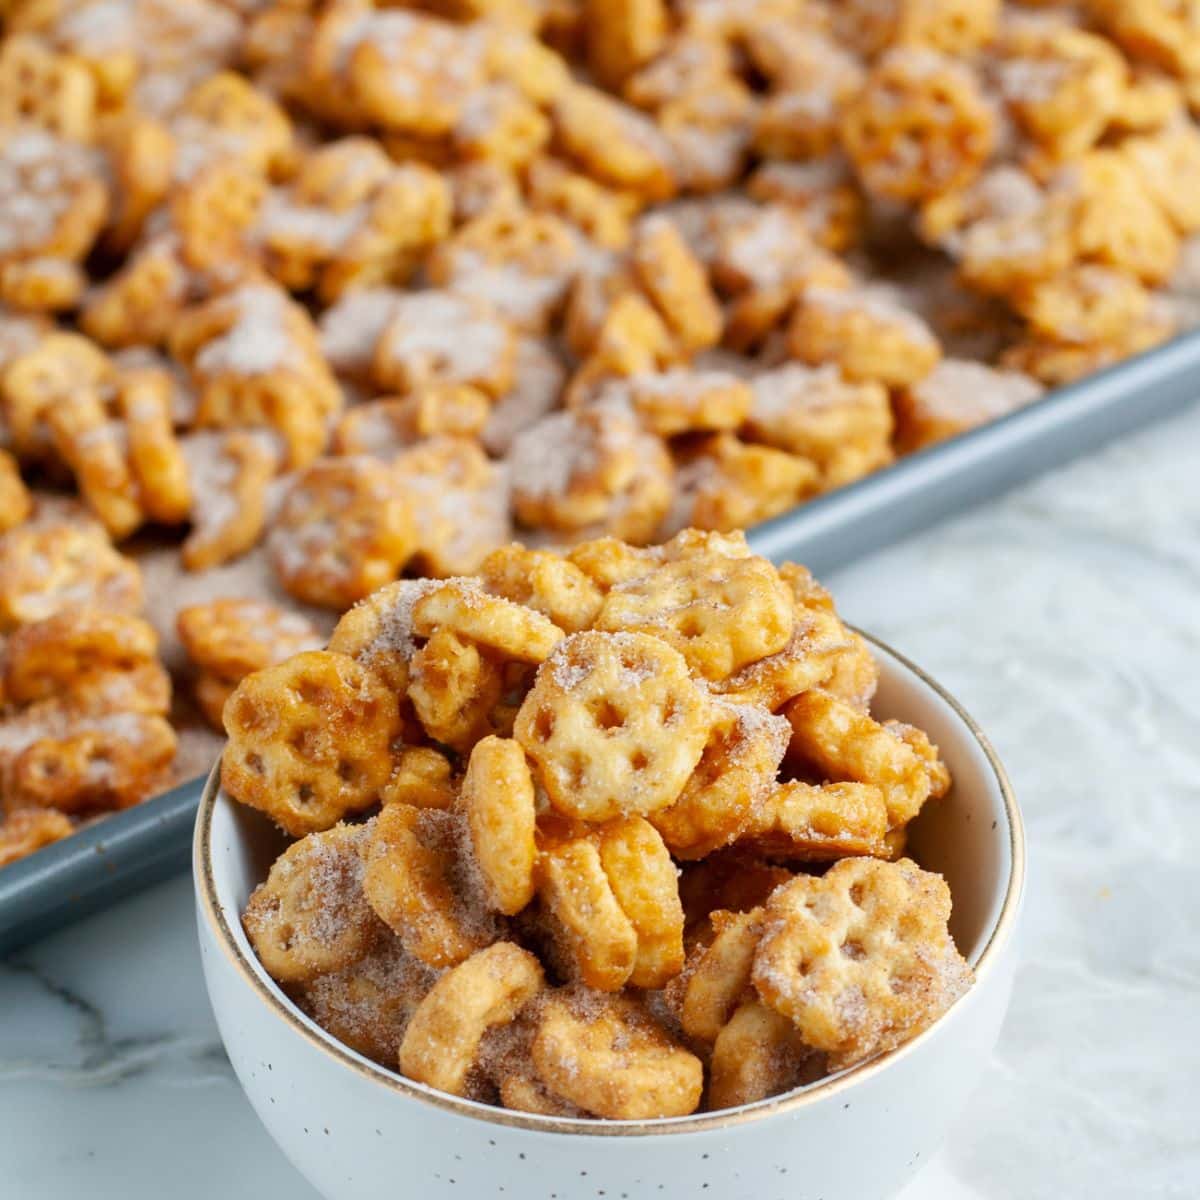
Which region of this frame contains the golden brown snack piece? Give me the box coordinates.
[514,630,711,822]
[478,544,604,633]
[595,531,795,682]
[117,369,192,526]
[752,857,973,1069]
[399,942,544,1097]
[651,700,790,860]
[461,736,538,916]
[679,907,764,1044]
[596,816,685,988]
[4,711,176,815]
[180,432,279,572]
[362,804,497,970]
[737,780,891,861]
[381,747,458,811]
[407,629,504,752]
[537,832,639,991]
[178,600,323,685]
[268,456,416,610]
[0,522,142,632]
[243,824,383,986]
[221,651,402,837]
[195,671,236,731]
[0,808,74,869]
[530,991,703,1119]
[708,999,819,1110]
[3,608,168,716]
[0,450,31,534]
[299,942,437,1067]
[784,689,938,827]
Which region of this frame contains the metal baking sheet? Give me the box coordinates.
[3,328,1200,954]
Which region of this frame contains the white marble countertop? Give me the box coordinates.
[3,405,1199,1200]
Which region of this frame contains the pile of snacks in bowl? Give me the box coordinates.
[225,531,971,1118]
[6,0,1200,863]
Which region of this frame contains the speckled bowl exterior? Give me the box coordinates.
[195,635,1025,1200]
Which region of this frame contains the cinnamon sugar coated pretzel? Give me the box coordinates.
[0,1,1170,875]
[231,532,971,1117]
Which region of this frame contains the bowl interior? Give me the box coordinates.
[199,635,1019,1116]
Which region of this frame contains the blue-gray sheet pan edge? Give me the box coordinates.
[3,328,1199,952]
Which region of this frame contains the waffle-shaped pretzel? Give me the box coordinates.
[0,807,73,869]
[46,389,143,539]
[399,942,544,1097]
[789,287,942,388]
[408,628,504,753]
[840,48,995,203]
[510,405,667,538]
[537,833,639,990]
[242,823,382,986]
[268,456,415,610]
[1014,265,1151,346]
[392,437,513,577]
[222,651,402,837]
[630,216,723,353]
[995,25,1125,160]
[332,387,491,458]
[362,804,497,969]
[180,432,279,572]
[1124,125,1200,236]
[461,736,537,916]
[300,941,437,1068]
[595,535,795,682]
[886,720,952,800]
[738,780,891,861]
[678,857,792,936]
[0,34,97,143]
[0,449,31,534]
[2,331,113,460]
[479,545,604,634]
[651,701,790,859]
[530,991,703,1119]
[6,711,176,814]
[3,608,164,712]
[515,630,711,821]
[835,0,999,57]
[1090,0,1200,80]
[177,600,322,684]
[746,160,866,255]
[553,84,677,201]
[752,857,973,1068]
[168,157,265,273]
[672,433,821,533]
[381,746,458,811]
[708,999,817,1110]
[785,689,936,827]
[744,364,893,489]
[327,578,443,698]
[623,369,752,437]
[176,69,294,178]
[524,157,635,251]
[411,578,565,666]
[0,521,142,631]
[425,208,581,332]
[679,906,764,1043]
[372,291,516,400]
[1053,150,1179,286]
[117,369,192,526]
[596,816,685,988]
[172,284,341,468]
[80,237,191,350]
[453,83,550,168]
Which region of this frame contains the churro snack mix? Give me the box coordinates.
[231,531,971,1118]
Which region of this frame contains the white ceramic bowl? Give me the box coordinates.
[195,634,1025,1200]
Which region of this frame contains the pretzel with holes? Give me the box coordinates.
[268,456,416,610]
[0,808,74,869]
[515,630,711,821]
[399,942,544,1098]
[362,804,497,969]
[530,991,703,1119]
[221,651,402,837]
[752,857,973,1068]
[242,823,382,985]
